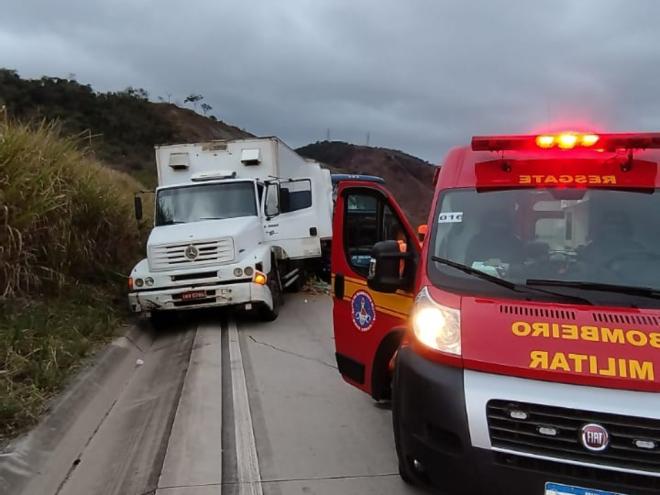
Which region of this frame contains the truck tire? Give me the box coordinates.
[260,268,282,321]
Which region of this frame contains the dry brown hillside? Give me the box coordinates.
[297,141,437,226]
[152,103,253,142]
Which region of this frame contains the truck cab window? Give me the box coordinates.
[265,183,280,217]
[280,179,312,213]
[155,181,257,225]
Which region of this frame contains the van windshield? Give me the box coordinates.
[156,181,257,225]
[429,188,660,305]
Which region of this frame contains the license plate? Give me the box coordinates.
[180,291,208,301]
[545,482,624,495]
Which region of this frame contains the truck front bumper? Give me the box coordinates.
[128,280,272,313]
[394,347,660,495]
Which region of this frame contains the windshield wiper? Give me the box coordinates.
[160,220,185,225]
[199,216,228,220]
[526,279,660,299]
[431,256,591,305]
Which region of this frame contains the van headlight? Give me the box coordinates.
[411,287,461,355]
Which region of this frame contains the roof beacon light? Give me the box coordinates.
[580,133,599,147]
[472,132,660,152]
[535,135,555,149]
[557,133,579,149]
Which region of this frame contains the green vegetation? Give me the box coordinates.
[0,290,121,440]
[0,119,148,441]
[0,69,177,183]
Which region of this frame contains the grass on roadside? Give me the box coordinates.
[0,285,123,442]
[0,119,150,442]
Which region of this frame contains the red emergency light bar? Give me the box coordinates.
[472,132,660,152]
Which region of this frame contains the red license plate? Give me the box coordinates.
[180,291,208,301]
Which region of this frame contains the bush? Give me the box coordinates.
[0,120,149,440]
[0,120,146,296]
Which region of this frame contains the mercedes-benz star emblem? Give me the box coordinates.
[184,245,199,260]
[581,423,610,452]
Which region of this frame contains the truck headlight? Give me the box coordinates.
[233,268,243,277]
[244,266,254,277]
[145,277,154,286]
[411,287,461,355]
[135,278,144,288]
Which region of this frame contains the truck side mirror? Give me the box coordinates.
[417,224,428,242]
[134,196,143,221]
[367,240,413,293]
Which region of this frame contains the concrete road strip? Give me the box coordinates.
[156,322,223,494]
[228,318,263,495]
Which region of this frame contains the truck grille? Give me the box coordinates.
[487,400,660,475]
[149,238,234,271]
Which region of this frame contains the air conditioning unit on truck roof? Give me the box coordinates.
[128,137,333,324]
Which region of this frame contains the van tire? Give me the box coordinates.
[392,364,419,487]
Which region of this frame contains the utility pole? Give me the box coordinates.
[366,132,370,146]
[326,128,330,141]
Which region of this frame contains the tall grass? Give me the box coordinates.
[0,120,146,296]
[0,120,149,441]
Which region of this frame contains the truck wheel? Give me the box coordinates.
[260,268,282,321]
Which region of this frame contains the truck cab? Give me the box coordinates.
[129,137,332,322]
[332,132,660,495]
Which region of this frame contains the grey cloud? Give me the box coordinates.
[2,0,660,162]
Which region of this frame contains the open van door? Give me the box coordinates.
[331,180,420,399]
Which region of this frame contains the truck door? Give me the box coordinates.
[263,179,324,258]
[332,182,420,398]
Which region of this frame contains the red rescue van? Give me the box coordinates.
[332,132,660,495]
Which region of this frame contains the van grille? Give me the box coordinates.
[499,305,576,320]
[487,400,660,475]
[592,312,659,326]
[149,238,234,271]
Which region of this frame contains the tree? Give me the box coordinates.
[201,102,212,115]
[184,93,203,110]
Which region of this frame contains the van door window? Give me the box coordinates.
[344,191,410,277]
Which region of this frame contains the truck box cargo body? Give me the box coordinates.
[331,131,660,494]
[129,137,332,322]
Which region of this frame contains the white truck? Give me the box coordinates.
[128,137,333,323]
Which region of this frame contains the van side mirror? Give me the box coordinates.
[134,196,143,221]
[417,224,428,242]
[367,240,413,293]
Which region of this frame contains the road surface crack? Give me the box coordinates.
[247,336,337,370]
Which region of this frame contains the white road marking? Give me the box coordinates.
[228,318,263,495]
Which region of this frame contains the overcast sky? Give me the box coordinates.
[1,0,660,163]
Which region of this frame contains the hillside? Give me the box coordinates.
[0,69,252,186]
[297,141,437,225]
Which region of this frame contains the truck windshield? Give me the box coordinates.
[429,187,660,306]
[155,181,257,225]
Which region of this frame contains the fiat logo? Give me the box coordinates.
[581,424,610,452]
[184,245,199,260]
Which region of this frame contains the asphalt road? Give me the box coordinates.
[1,293,423,495]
